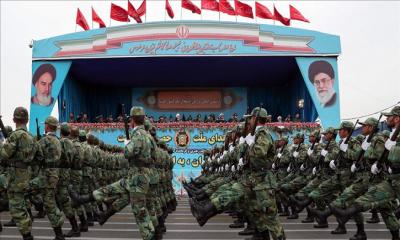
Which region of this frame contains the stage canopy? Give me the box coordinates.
[29,21,341,133]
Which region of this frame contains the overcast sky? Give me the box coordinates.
[1,1,399,127]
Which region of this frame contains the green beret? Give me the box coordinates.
[45,116,59,127]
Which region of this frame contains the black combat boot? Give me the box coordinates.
[97,208,117,225]
[238,221,255,235]
[331,204,363,225]
[192,200,220,227]
[195,191,209,201]
[158,216,166,233]
[22,232,34,240]
[68,186,95,208]
[172,198,177,211]
[64,217,80,237]
[349,223,366,240]
[301,207,314,223]
[314,207,332,225]
[312,208,328,229]
[53,226,65,240]
[331,221,347,234]
[78,214,89,232]
[294,196,312,212]
[33,203,45,219]
[86,211,95,226]
[391,229,400,240]
[4,218,17,227]
[0,220,2,232]
[366,209,380,223]
[245,229,270,240]
[229,214,245,228]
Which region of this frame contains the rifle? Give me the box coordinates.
[251,104,263,136]
[35,118,41,140]
[310,130,321,150]
[378,123,400,171]
[336,119,359,168]
[354,115,383,170]
[121,104,130,140]
[274,141,287,171]
[0,115,8,139]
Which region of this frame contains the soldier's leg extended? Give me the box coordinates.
[56,184,80,237]
[8,191,33,238]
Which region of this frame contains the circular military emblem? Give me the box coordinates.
[174,129,190,148]
[176,25,189,39]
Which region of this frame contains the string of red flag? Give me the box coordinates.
[75,1,310,31]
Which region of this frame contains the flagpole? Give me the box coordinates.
[75,24,77,33]
[110,18,112,27]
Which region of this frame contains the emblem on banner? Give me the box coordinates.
[176,25,190,39]
[175,130,190,148]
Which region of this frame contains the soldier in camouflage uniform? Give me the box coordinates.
[0,125,13,232]
[332,106,400,240]
[69,106,156,240]
[0,107,41,240]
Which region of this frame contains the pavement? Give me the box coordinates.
[0,197,392,240]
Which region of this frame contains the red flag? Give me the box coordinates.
[110,3,130,22]
[76,8,90,31]
[289,5,309,23]
[273,6,290,26]
[182,0,201,14]
[234,0,253,18]
[137,0,146,17]
[91,7,106,28]
[166,0,175,19]
[201,0,219,12]
[219,0,236,16]
[128,0,142,23]
[255,2,273,20]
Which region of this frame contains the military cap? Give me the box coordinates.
[382,106,400,117]
[79,130,87,138]
[293,133,304,139]
[130,106,145,117]
[45,116,59,127]
[244,107,268,118]
[337,121,354,130]
[381,130,391,139]
[60,122,70,134]
[13,107,29,120]
[359,117,378,127]
[322,127,336,135]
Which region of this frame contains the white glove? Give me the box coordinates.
[300,164,305,171]
[272,163,276,170]
[209,167,213,171]
[245,133,255,146]
[293,151,299,158]
[225,164,229,171]
[340,143,348,152]
[321,149,328,157]
[361,140,371,151]
[231,165,236,172]
[124,139,131,146]
[217,157,221,163]
[389,167,393,174]
[312,167,317,175]
[351,162,358,173]
[222,151,227,158]
[239,137,245,145]
[277,153,282,159]
[211,156,215,160]
[229,145,234,152]
[238,158,244,166]
[287,165,291,173]
[329,160,336,170]
[307,148,313,156]
[385,139,396,151]
[371,162,381,175]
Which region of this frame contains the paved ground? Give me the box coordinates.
[0,197,392,240]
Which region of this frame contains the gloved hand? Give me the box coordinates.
[389,167,393,174]
[351,162,358,173]
[231,165,236,172]
[209,167,213,171]
[287,165,291,173]
[293,151,299,158]
[272,163,276,170]
[329,160,336,170]
[229,145,235,152]
[225,164,229,171]
[217,157,221,163]
[307,148,313,156]
[124,139,131,146]
[385,139,396,151]
[300,164,305,171]
[321,149,328,157]
[245,133,255,146]
[312,167,317,175]
[361,140,371,151]
[277,153,282,158]
[239,137,245,145]
[371,162,381,175]
[222,151,227,157]
[238,158,244,166]
[340,143,348,152]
